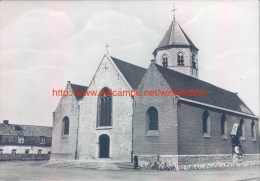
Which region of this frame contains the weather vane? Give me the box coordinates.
[105,43,109,54]
[171,2,177,20]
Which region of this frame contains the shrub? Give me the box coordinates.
[143,161,176,171]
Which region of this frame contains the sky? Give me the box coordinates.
[0,1,259,126]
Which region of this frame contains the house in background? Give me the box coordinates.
[0,120,52,161]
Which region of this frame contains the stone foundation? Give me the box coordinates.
[178,154,232,165]
[139,154,260,171]
[241,154,260,162]
[139,155,178,167]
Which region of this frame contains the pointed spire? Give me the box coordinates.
[153,3,198,55]
[105,43,109,54]
[170,2,177,45]
[157,22,191,47]
[154,19,197,53]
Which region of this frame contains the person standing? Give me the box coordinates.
[134,153,139,169]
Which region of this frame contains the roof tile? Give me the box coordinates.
[157,20,197,50]
[70,83,88,100]
[0,123,52,137]
[154,63,253,115]
[111,57,147,89]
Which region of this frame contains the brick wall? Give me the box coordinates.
[177,101,260,155]
[155,47,198,78]
[51,83,79,160]
[78,55,133,161]
[133,62,259,167]
[133,62,178,156]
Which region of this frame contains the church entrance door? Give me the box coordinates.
[99,134,110,158]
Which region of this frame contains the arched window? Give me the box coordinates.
[162,54,168,68]
[251,120,256,140]
[203,110,210,137]
[97,87,112,127]
[177,52,184,66]
[147,107,158,130]
[62,116,69,136]
[221,114,227,139]
[239,118,245,140]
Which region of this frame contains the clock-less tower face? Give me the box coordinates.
[153,19,199,78]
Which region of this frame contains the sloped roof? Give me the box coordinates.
[70,83,88,100]
[154,63,253,115]
[111,56,147,89]
[0,123,52,137]
[157,20,198,50]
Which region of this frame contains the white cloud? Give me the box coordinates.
[62,10,159,69]
[180,2,259,116]
[200,48,259,115]
[65,10,158,52]
[86,10,144,31]
[0,9,74,50]
[0,9,159,125]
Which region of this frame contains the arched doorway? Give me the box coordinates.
[99,134,110,158]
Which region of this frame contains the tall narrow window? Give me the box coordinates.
[40,136,46,144]
[239,118,245,140]
[147,107,158,130]
[97,87,112,127]
[177,52,184,66]
[162,54,168,67]
[62,116,70,136]
[203,110,210,137]
[221,114,227,139]
[251,120,256,141]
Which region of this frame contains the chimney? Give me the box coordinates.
[67,81,71,89]
[3,120,9,125]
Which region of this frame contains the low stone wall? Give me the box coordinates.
[0,154,50,161]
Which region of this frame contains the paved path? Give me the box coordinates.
[0,161,260,181]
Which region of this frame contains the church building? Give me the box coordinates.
[51,14,259,167]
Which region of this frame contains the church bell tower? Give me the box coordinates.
[153,5,199,78]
